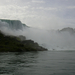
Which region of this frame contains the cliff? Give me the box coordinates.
[0,19,47,51]
[0,31,47,52]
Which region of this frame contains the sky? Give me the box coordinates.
[0,0,75,30]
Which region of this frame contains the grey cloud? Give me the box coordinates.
[0,0,75,29]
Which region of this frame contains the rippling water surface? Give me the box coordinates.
[0,51,75,75]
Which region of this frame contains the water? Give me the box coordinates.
[0,51,75,75]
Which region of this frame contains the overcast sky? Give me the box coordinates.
[0,0,75,30]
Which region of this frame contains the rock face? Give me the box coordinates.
[18,35,26,41]
[22,40,47,51]
[0,31,47,52]
[0,19,27,30]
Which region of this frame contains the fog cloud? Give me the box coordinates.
[0,20,75,51]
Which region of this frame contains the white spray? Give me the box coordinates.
[0,20,75,50]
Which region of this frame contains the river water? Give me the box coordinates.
[0,51,75,75]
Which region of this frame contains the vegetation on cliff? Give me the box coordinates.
[0,31,47,52]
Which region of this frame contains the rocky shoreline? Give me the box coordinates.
[0,31,47,52]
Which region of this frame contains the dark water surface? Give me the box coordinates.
[0,51,75,75]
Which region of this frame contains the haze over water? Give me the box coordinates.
[0,20,75,50]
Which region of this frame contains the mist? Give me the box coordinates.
[0,20,75,51]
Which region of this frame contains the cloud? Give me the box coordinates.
[36,7,57,11]
[0,0,75,30]
[0,5,30,19]
[32,0,45,3]
[67,6,75,9]
[0,5,68,30]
